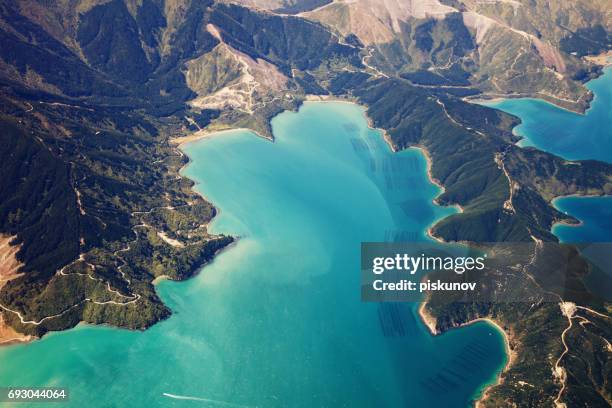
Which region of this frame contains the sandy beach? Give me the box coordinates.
[171,126,269,146]
[152,275,171,285]
[304,94,353,102]
[464,96,507,105]
[585,50,612,66]
[418,301,439,334]
[465,92,588,115]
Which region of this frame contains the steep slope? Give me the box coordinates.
[448,0,611,47]
[300,0,608,112]
[346,77,612,407]
[0,1,610,407]
[0,0,359,337]
[302,0,456,44]
[222,0,332,14]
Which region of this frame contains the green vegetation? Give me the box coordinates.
[560,25,612,57]
[0,92,233,337]
[338,72,612,406]
[210,3,362,74]
[0,0,361,336]
[0,0,610,406]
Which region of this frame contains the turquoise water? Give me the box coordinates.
[552,196,612,243]
[552,196,612,300]
[487,68,612,243]
[0,102,507,407]
[486,67,612,163]
[488,69,612,299]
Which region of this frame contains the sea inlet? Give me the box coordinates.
[0,101,507,407]
[485,66,612,244]
[488,67,612,300]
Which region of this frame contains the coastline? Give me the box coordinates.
[412,145,464,243]
[304,95,399,153]
[465,92,588,115]
[177,99,512,405]
[414,146,464,213]
[171,126,270,146]
[152,275,171,285]
[549,193,611,232]
[304,94,355,103]
[176,98,464,251]
[175,134,244,272]
[552,218,584,228]
[176,136,229,237]
[370,97,513,405]
[471,319,516,408]
[0,118,248,348]
[472,66,611,135]
[417,301,438,334]
[346,98,465,243]
[584,50,612,66]
[418,302,516,408]
[359,101,398,153]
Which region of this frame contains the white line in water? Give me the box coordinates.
[162,393,254,407]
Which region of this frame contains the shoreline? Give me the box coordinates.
[414,146,464,213]
[550,193,610,233]
[352,98,513,404]
[171,126,270,146]
[152,274,171,285]
[0,316,34,347]
[176,98,511,406]
[348,98,465,243]
[470,67,611,143]
[304,95,399,153]
[180,99,464,245]
[413,145,464,243]
[177,144,228,237]
[584,50,612,67]
[552,218,584,228]
[175,135,244,268]
[470,319,516,407]
[0,118,252,347]
[176,128,239,237]
[417,302,516,407]
[465,92,588,115]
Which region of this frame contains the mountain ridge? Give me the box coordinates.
[0,1,610,406]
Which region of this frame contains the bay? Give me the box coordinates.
[0,102,507,407]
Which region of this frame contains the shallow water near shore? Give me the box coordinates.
[489,69,612,299]
[487,68,612,242]
[553,196,612,243]
[0,102,507,407]
[485,67,612,163]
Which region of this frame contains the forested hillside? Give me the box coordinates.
[0,1,610,406]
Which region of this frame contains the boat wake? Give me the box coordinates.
[162,392,254,407]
